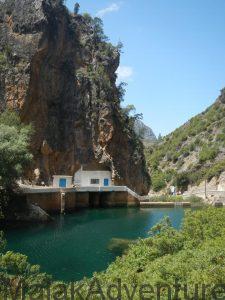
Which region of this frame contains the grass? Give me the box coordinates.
[149,195,204,204]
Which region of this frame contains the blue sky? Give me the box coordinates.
[66,0,225,136]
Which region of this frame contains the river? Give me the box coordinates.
[5,207,188,282]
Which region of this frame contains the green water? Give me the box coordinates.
[5,207,187,282]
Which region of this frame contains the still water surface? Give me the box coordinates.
[6,207,187,281]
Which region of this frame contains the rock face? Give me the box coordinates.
[0,0,150,195]
[134,120,157,144]
[15,204,52,222]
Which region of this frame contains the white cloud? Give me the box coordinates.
[96,3,121,18]
[116,66,133,82]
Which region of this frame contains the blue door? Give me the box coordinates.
[59,178,67,188]
[104,178,109,186]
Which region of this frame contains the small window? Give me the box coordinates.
[90,179,100,184]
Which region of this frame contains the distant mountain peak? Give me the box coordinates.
[134,120,157,143]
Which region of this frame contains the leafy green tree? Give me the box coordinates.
[122,105,143,122]
[151,171,167,192]
[0,110,32,189]
[0,251,52,297]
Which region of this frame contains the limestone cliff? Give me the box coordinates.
[0,0,150,195]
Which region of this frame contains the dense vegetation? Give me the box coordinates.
[76,207,225,299]
[0,110,32,216]
[145,90,225,192]
[0,112,51,298]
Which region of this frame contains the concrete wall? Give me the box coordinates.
[26,191,139,213]
[26,192,61,213]
[74,170,112,187]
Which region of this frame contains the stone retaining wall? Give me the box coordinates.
[26,191,139,213]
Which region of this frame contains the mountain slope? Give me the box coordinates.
[0,0,150,194]
[134,120,157,145]
[145,89,225,192]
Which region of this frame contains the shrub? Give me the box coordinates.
[216,133,225,142]
[164,169,176,183]
[0,110,33,189]
[0,52,7,71]
[77,208,225,298]
[151,171,166,192]
[206,160,225,181]
[199,145,218,163]
[174,172,190,192]
[185,195,204,204]
[149,195,183,202]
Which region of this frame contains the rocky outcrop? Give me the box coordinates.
[15,203,52,222]
[0,0,150,195]
[134,120,157,144]
[184,171,225,201]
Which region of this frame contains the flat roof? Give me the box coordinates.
[53,175,73,178]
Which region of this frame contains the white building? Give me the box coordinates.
[53,175,73,188]
[74,167,113,187]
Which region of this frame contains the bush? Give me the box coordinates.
[0,111,33,189]
[0,52,7,71]
[185,195,203,204]
[151,171,166,192]
[77,208,225,298]
[206,159,225,181]
[149,195,183,202]
[174,172,190,192]
[199,145,218,163]
[216,133,225,142]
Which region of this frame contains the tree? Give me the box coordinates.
[122,105,143,122]
[74,2,80,14]
[92,17,108,43]
[0,110,32,189]
[117,82,127,103]
[158,133,162,141]
[151,170,167,192]
[116,41,123,53]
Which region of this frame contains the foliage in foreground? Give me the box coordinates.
[78,208,225,299]
[0,208,224,299]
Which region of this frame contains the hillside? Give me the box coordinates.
[145,89,225,193]
[0,0,150,194]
